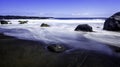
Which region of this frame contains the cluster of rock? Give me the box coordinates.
[103,12,120,31]
[0,20,8,24]
[75,12,120,32]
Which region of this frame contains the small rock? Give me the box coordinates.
[18,20,28,24]
[41,23,50,27]
[47,44,65,53]
[75,24,93,32]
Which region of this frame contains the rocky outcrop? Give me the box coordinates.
[41,23,50,27]
[75,24,93,32]
[103,12,120,31]
[47,44,65,53]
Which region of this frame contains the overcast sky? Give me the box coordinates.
[0,0,120,17]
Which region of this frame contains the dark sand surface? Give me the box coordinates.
[0,33,120,67]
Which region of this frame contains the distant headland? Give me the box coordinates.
[54,17,107,20]
[0,15,53,19]
[0,15,107,20]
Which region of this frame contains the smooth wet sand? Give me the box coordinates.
[0,33,120,67]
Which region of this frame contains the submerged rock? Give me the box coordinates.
[41,23,50,27]
[97,26,100,28]
[47,44,65,53]
[75,24,93,32]
[103,12,120,31]
[9,22,12,24]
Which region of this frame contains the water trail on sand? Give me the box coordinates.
[0,19,118,55]
[0,26,114,55]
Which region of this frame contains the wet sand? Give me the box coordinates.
[0,33,120,67]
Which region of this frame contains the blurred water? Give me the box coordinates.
[0,19,120,55]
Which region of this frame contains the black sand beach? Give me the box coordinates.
[0,32,120,67]
[1,0,120,66]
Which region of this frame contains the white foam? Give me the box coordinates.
[84,31,120,47]
[1,19,119,52]
[7,19,105,24]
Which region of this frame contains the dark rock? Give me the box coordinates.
[0,20,8,24]
[47,44,65,53]
[41,23,50,27]
[115,48,120,53]
[75,24,93,32]
[103,12,120,31]
[18,20,28,24]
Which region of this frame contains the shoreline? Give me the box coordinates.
[0,32,120,67]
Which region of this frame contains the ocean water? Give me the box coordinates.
[0,19,120,54]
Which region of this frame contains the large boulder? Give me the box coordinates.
[103,12,120,31]
[75,24,93,32]
[47,44,66,53]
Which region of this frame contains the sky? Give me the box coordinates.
[0,0,120,17]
